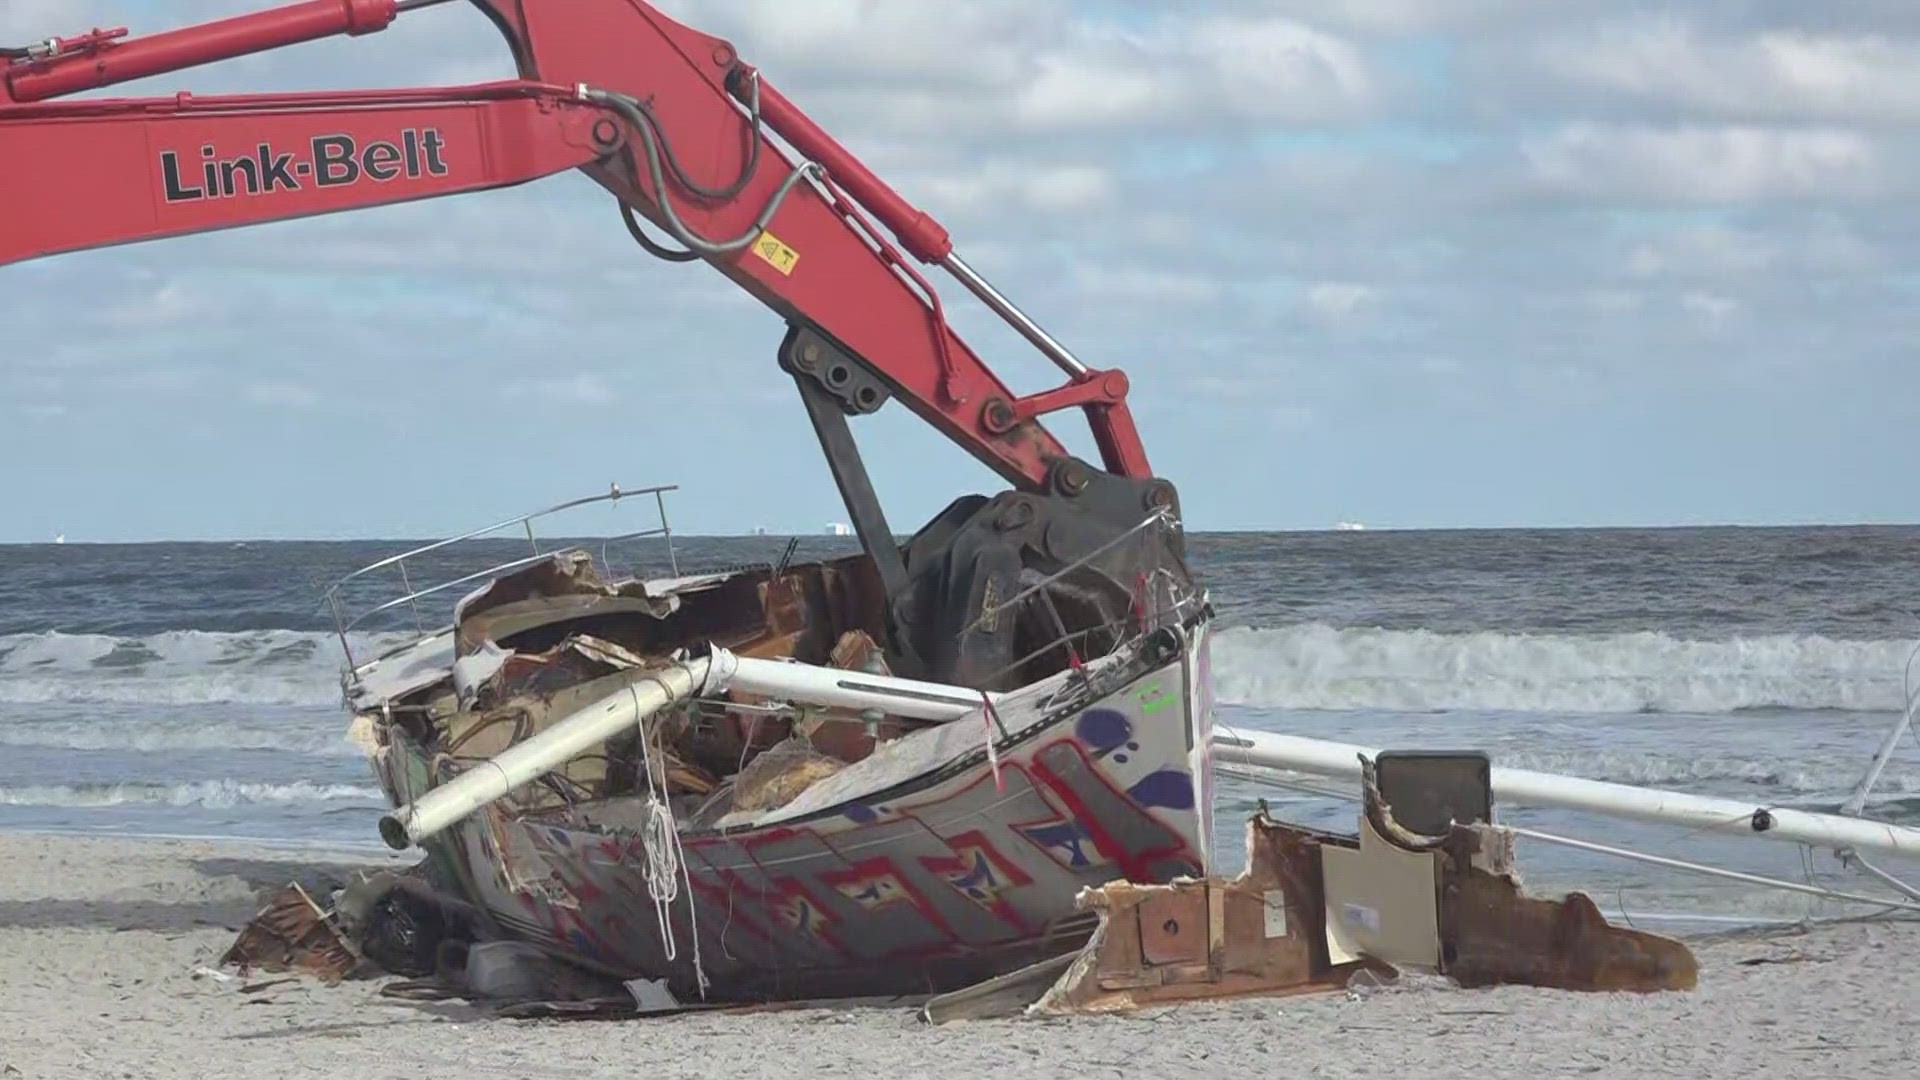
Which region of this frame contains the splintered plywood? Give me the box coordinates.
[963,809,1696,1021]
[1319,815,1440,969]
[1027,819,1353,1014]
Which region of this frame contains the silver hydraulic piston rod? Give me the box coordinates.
[942,253,1091,381]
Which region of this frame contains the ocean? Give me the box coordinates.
[3,526,1917,929]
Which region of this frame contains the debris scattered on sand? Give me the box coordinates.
[219,881,358,984]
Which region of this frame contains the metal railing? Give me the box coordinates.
[323,483,680,671]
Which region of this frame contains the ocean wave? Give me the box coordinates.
[0,779,385,809]
[1497,750,1920,797]
[0,717,365,757]
[0,629,414,706]
[4,625,1913,717]
[1211,625,1917,714]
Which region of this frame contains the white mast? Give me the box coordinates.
[1214,728,1920,861]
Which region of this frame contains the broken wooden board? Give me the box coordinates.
[1026,792,1696,1016]
[1028,816,1378,1015]
[220,882,360,984]
[920,952,1079,1023]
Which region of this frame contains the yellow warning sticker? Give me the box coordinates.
[751,230,800,276]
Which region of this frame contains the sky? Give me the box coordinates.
[2,0,1917,541]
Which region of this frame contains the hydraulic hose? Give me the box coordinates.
[585,87,819,258]
[644,68,763,203]
[620,200,699,262]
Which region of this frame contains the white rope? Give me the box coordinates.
[629,680,709,998]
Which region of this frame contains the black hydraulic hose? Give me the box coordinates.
[585,88,819,258]
[633,69,764,203]
[619,199,700,263]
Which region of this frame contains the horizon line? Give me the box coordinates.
[5,518,1917,546]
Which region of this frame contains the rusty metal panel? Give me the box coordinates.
[1439,827,1697,993]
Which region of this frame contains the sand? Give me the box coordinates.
[0,832,1915,1080]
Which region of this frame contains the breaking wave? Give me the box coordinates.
[4,625,1913,718]
[1212,625,1916,714]
[0,780,384,809]
[1484,750,1920,799]
[0,629,412,706]
[0,716,365,757]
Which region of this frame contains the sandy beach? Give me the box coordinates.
[0,833,1912,1079]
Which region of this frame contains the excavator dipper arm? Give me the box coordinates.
[0,0,1156,491]
[0,82,608,259]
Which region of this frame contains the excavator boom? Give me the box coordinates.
[1,0,1157,495]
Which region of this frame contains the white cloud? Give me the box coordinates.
[0,2,95,38]
[1307,282,1375,320]
[510,373,620,407]
[6,0,1920,538]
[655,3,1373,140]
[1244,0,1544,33]
[1014,19,1373,131]
[1682,292,1742,322]
[1521,123,1884,201]
[1071,266,1221,307]
[1250,1,1920,33]
[1623,226,1812,281]
[658,0,1049,86]
[101,282,220,328]
[1520,22,1920,122]
[920,162,1117,214]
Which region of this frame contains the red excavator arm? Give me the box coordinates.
[0,0,1153,496]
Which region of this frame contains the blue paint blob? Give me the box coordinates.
[1113,754,1129,764]
[1077,708,1132,750]
[843,802,878,824]
[1128,769,1195,811]
[1127,741,1140,752]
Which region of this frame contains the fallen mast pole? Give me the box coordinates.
[1213,728,1920,862]
[379,647,1000,849]
[380,656,714,849]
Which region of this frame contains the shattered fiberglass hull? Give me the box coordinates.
[364,625,1217,1002]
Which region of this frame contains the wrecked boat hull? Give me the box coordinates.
[369,626,1216,1000]
[331,482,1211,1001]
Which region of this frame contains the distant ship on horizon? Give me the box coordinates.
[1334,521,1366,532]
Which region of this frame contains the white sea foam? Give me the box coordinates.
[0,779,384,809]
[4,624,1913,721]
[1211,624,1917,714]
[1491,750,1920,798]
[0,716,364,757]
[0,629,413,707]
